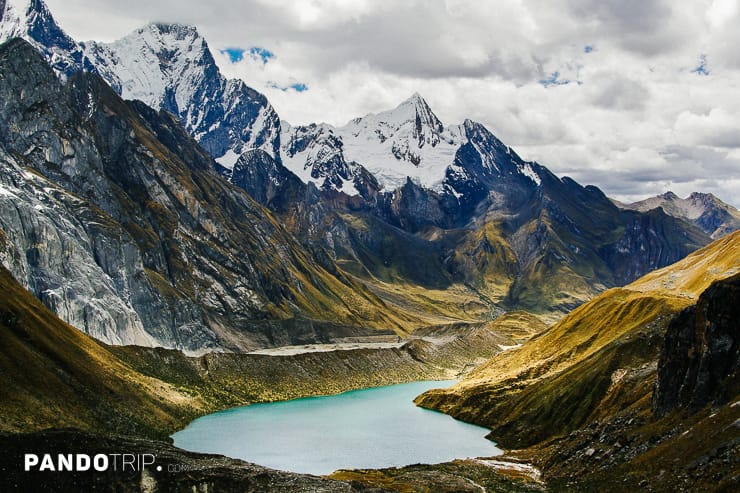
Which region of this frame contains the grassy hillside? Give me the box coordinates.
[0,266,199,439]
[0,263,527,441]
[415,231,740,490]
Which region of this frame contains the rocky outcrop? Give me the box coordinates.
[227,149,306,213]
[653,272,740,416]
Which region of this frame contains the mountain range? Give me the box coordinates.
[0,0,735,352]
[616,191,740,239]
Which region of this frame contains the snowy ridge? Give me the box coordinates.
[82,22,281,165]
[0,0,90,79]
[339,93,464,191]
[0,0,28,39]
[280,94,466,194]
[9,0,545,202]
[281,122,360,194]
[280,93,548,198]
[2,0,281,166]
[87,23,209,112]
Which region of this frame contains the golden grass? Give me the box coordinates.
[433,230,740,400]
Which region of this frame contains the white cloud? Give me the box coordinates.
[45,0,740,207]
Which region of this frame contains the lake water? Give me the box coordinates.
[172,380,501,475]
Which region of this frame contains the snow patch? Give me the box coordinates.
[216,149,240,170]
[519,162,541,186]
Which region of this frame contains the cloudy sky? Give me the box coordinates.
[46,0,740,206]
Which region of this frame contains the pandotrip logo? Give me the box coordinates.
[24,453,160,472]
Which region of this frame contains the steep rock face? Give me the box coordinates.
[601,208,705,285]
[228,149,305,211]
[0,148,158,346]
[653,272,740,416]
[0,39,410,351]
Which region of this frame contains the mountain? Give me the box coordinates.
[280,94,548,203]
[272,107,712,319]
[282,93,464,194]
[0,0,95,77]
[0,38,433,352]
[0,0,281,167]
[616,191,740,239]
[416,230,740,491]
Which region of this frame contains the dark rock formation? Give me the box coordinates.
[653,272,740,416]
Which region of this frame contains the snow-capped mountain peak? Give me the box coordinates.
[1,0,30,39]
[280,95,544,197]
[345,92,444,145]
[85,21,282,164]
[87,22,210,112]
[1,0,86,77]
[321,94,464,191]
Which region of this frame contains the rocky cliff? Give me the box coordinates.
[654,272,740,416]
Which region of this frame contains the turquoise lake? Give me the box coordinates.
[172,380,501,475]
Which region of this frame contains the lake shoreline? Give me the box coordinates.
[172,380,502,476]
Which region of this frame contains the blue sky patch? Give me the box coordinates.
[539,71,572,88]
[584,45,594,53]
[692,54,709,76]
[249,46,275,64]
[268,81,309,92]
[220,48,245,63]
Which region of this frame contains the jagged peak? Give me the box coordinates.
[461,118,498,142]
[345,92,444,133]
[118,21,206,51]
[390,92,443,131]
[660,191,679,200]
[1,0,74,50]
[400,91,427,108]
[687,191,716,202]
[2,0,50,29]
[139,21,201,39]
